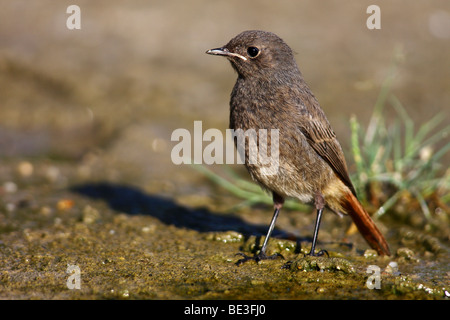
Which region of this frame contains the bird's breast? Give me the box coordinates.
[229,79,339,204]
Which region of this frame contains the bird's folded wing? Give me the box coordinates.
[299,117,357,197]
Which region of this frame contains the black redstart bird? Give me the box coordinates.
[206,30,390,264]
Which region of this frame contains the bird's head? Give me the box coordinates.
[206,30,297,79]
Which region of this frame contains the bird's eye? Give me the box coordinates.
[247,46,260,58]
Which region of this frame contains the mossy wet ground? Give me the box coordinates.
[1,1,449,300]
[0,159,448,299]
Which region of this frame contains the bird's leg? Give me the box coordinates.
[236,193,285,265]
[307,192,329,257]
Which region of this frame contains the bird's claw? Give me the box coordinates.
[307,249,329,257]
[235,252,284,266]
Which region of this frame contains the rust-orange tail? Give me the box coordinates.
[341,191,390,256]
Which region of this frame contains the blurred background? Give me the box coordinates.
[0,0,449,195]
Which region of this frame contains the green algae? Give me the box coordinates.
[289,256,355,273]
[0,159,448,300]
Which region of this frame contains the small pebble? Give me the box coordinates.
[57,199,74,211]
[206,231,243,243]
[142,224,157,234]
[3,182,17,193]
[363,249,378,259]
[384,261,400,275]
[121,290,129,298]
[17,161,33,177]
[45,166,61,182]
[316,287,326,294]
[5,203,15,212]
[40,206,53,216]
[396,247,419,262]
[82,205,100,224]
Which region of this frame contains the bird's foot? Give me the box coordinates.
[307,249,329,257]
[235,252,284,266]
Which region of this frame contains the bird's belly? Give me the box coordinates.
[246,154,334,205]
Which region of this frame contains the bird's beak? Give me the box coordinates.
[206,47,228,56]
[206,47,247,61]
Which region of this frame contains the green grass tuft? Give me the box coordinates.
[350,49,450,219]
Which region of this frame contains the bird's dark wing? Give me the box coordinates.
[291,85,356,196]
[301,120,356,196]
